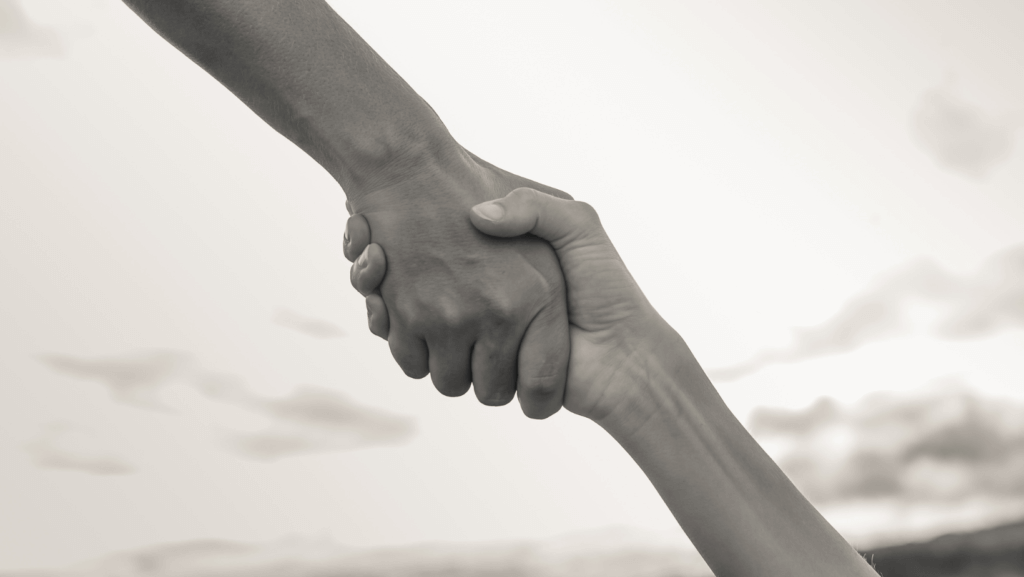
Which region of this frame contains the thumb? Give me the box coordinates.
[469,187,605,251]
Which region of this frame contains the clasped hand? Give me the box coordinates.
[347,185,673,426]
[343,150,582,419]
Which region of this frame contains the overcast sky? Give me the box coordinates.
[1,0,1023,572]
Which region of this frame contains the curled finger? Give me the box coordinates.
[351,243,387,296]
[515,302,569,419]
[365,293,390,340]
[470,333,518,407]
[388,328,429,380]
[426,334,473,398]
[343,213,371,262]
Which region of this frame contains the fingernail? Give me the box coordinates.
[473,202,505,221]
[343,230,350,244]
[356,251,368,268]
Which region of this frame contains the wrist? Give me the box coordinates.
[597,329,726,444]
[322,113,464,202]
[589,320,716,440]
[344,142,500,218]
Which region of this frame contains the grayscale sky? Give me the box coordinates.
[1,0,1023,573]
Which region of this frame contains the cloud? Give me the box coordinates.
[711,243,1024,380]
[936,244,1024,338]
[193,370,415,461]
[27,423,135,475]
[749,382,1024,504]
[0,0,62,56]
[42,349,414,460]
[249,386,415,459]
[196,376,414,461]
[910,87,1016,178]
[274,309,345,339]
[41,350,193,410]
[0,529,712,577]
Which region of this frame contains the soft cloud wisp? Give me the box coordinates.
[712,243,1024,381]
[42,350,414,462]
[911,87,1017,179]
[274,309,346,339]
[27,423,135,476]
[197,373,414,461]
[41,350,193,410]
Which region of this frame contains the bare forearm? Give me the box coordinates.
[600,330,877,577]
[123,0,457,198]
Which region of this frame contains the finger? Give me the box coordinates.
[388,328,429,379]
[343,213,371,262]
[350,243,387,296]
[469,187,605,251]
[426,335,472,398]
[470,334,518,407]
[516,301,569,419]
[365,294,389,340]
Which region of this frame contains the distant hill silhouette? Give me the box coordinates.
[862,518,1024,577]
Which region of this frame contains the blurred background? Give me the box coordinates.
[1,0,1022,575]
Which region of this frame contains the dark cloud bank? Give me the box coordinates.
[41,350,412,464]
[749,383,1024,504]
[712,243,1024,381]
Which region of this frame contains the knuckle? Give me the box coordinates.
[402,313,431,336]
[343,238,357,263]
[353,273,380,298]
[434,299,465,329]
[349,264,364,292]
[511,187,538,202]
[487,294,519,324]
[352,271,368,293]
[366,243,386,270]
[361,267,382,291]
[406,297,473,334]
[389,344,427,380]
[391,298,422,324]
[519,374,564,401]
[343,215,370,261]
